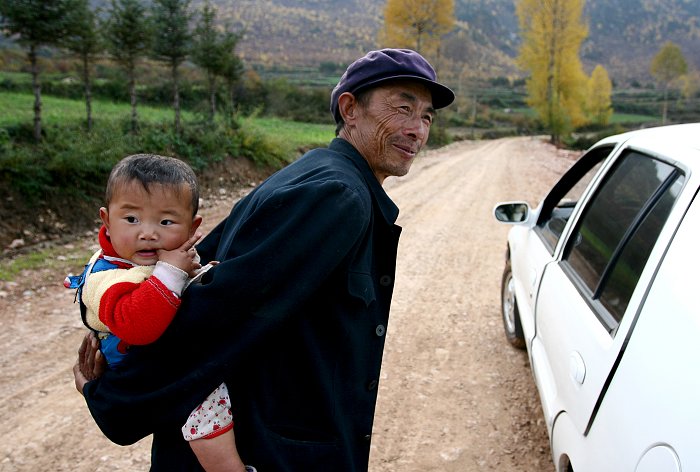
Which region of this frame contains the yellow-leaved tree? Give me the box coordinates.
[516,0,588,143]
[586,65,613,126]
[650,41,688,124]
[382,0,454,58]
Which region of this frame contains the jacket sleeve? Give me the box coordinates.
[83,265,183,345]
[82,177,372,445]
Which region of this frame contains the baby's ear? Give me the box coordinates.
[99,207,110,235]
[191,214,203,234]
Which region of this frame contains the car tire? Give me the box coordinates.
[501,260,526,349]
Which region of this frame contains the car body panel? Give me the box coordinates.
[495,123,700,471]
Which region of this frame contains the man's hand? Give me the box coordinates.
[158,232,203,277]
[73,332,106,395]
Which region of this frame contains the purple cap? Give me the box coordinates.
[330,48,455,122]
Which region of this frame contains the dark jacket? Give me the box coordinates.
[83,138,402,471]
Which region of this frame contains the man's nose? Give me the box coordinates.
[404,115,429,142]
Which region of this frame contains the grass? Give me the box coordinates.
[609,112,658,124]
[0,91,194,127]
[0,91,335,146]
[0,245,92,282]
[0,91,336,279]
[239,115,334,150]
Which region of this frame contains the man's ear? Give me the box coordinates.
[337,92,358,124]
[99,207,110,236]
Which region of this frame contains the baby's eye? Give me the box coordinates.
[161,219,174,226]
[125,216,138,223]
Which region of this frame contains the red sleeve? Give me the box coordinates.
[98,277,181,345]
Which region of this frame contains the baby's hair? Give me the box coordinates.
[105,154,199,215]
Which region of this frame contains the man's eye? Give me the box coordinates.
[423,115,434,125]
[125,216,138,223]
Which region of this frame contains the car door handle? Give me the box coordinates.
[569,351,586,384]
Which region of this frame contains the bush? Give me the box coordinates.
[0,118,291,205]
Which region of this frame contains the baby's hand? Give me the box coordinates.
[158,232,203,277]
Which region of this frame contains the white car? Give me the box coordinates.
[494,123,700,472]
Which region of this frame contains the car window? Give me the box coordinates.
[562,150,684,331]
[535,145,613,253]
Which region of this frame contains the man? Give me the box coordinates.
[74,48,454,471]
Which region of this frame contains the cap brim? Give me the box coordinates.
[353,74,455,110]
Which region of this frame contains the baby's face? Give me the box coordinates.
[100,180,197,265]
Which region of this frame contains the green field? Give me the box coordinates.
[0,91,335,150]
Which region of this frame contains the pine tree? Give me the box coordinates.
[103,0,151,133]
[191,2,220,124]
[63,0,102,132]
[151,0,192,134]
[516,0,588,143]
[382,0,454,59]
[0,0,80,141]
[219,31,244,124]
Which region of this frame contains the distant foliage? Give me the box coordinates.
[650,41,688,124]
[151,0,193,133]
[381,0,454,57]
[62,0,102,131]
[103,0,152,133]
[0,0,80,141]
[516,0,588,144]
[586,65,613,126]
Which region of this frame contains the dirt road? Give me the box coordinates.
[0,136,578,471]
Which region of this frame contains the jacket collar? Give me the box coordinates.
[329,138,400,225]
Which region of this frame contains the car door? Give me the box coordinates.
[532,147,687,435]
[509,144,614,347]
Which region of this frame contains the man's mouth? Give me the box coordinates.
[393,143,418,158]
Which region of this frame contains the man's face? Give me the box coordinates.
[351,81,435,183]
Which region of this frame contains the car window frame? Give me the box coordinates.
[558,149,687,334]
[533,144,617,254]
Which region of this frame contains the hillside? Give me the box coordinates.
[199,0,700,85]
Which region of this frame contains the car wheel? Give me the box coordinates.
[501,260,526,349]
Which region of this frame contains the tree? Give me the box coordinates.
[191,1,226,124]
[63,0,102,132]
[103,0,151,133]
[650,41,687,124]
[0,0,80,141]
[151,0,192,134]
[382,0,454,58]
[586,65,612,126]
[219,31,244,123]
[516,0,588,144]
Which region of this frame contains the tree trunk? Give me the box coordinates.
[208,71,216,125]
[129,65,138,133]
[29,45,42,142]
[172,61,181,134]
[662,85,669,124]
[228,80,236,123]
[82,53,93,132]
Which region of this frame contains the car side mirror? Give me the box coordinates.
[494,202,530,223]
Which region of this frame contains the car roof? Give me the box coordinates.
[594,123,700,165]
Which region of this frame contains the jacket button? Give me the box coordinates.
[375,324,386,337]
[367,379,378,391]
[379,275,392,286]
[364,434,372,442]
